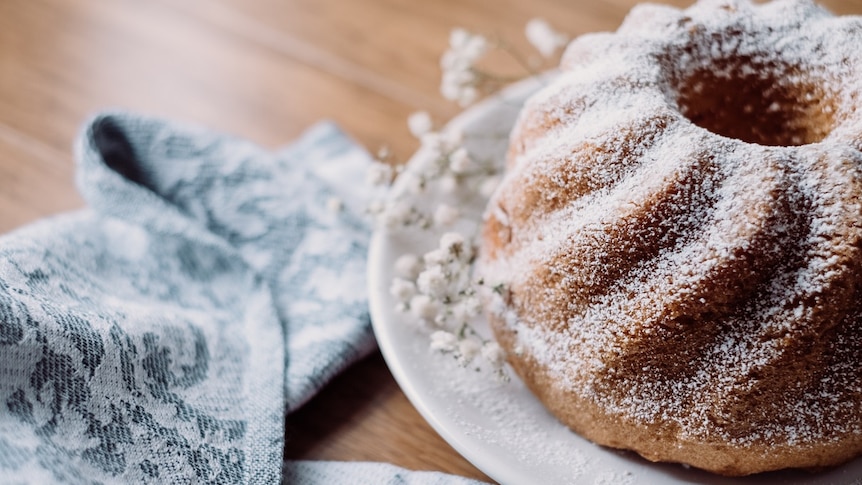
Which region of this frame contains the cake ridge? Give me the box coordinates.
[479,0,862,475]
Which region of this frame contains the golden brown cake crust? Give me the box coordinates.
[479,0,862,476]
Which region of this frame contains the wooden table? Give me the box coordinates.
[2,0,860,482]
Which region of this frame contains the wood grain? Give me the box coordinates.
[1,0,861,483]
[284,352,492,482]
[0,124,82,234]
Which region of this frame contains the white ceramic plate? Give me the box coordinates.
[367,76,862,485]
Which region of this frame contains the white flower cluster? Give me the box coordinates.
[438,19,568,108]
[440,28,489,107]
[525,18,568,58]
[366,111,502,231]
[367,18,573,381]
[390,232,507,378]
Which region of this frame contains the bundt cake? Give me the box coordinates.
[479,0,862,476]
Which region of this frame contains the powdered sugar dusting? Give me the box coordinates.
[372,56,862,485]
[479,0,862,468]
[594,470,634,485]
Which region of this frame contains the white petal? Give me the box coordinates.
[407,111,433,138]
[450,28,469,49]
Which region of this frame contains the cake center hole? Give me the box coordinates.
[675,60,836,146]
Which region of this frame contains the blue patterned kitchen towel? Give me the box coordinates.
[0,113,485,484]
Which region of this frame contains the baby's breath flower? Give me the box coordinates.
[420,132,455,158]
[460,295,482,318]
[440,48,466,73]
[390,278,417,301]
[448,147,471,174]
[458,338,482,364]
[408,111,433,138]
[376,145,392,161]
[433,204,460,227]
[448,28,470,52]
[442,79,470,107]
[430,330,458,352]
[440,28,489,107]
[403,173,427,195]
[441,75,474,107]
[394,253,422,280]
[417,265,449,298]
[423,248,450,267]
[439,231,465,250]
[366,161,394,186]
[439,232,467,259]
[455,29,489,60]
[382,22,567,381]
[419,132,443,154]
[451,302,470,323]
[438,174,460,193]
[443,29,488,69]
[381,200,413,228]
[410,294,438,321]
[446,128,465,148]
[481,341,506,368]
[525,18,568,58]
